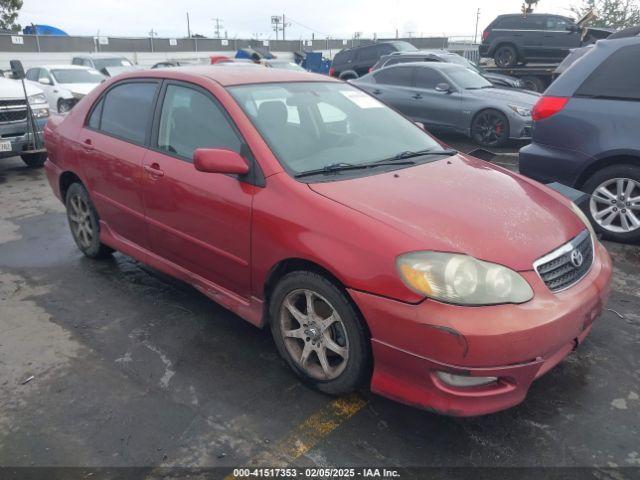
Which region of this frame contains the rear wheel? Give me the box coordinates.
[471,109,510,148]
[65,182,113,258]
[583,164,640,243]
[519,75,546,93]
[494,45,518,68]
[20,152,47,168]
[270,271,371,395]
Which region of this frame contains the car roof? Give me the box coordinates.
[113,65,337,86]
[73,54,130,59]
[37,65,95,70]
[384,61,464,71]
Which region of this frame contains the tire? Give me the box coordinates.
[494,45,518,68]
[582,164,640,243]
[269,271,371,395]
[339,71,358,80]
[519,75,546,93]
[57,98,72,114]
[65,182,114,258]
[20,152,47,168]
[471,109,510,148]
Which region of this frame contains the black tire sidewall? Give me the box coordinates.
[495,45,517,67]
[471,109,510,148]
[269,271,371,395]
[582,164,640,243]
[65,183,112,258]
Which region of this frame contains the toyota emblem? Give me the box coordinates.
[570,249,584,268]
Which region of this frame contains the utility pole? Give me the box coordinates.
[186,12,191,38]
[149,28,157,53]
[212,18,223,39]
[271,15,283,40]
[282,13,287,40]
[474,8,481,44]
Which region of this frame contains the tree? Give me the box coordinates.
[0,0,22,32]
[571,0,640,29]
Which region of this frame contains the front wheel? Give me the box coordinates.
[270,271,371,395]
[65,183,114,258]
[583,164,640,243]
[471,110,510,148]
[20,152,47,168]
[58,98,72,114]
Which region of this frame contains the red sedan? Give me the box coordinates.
[44,66,612,416]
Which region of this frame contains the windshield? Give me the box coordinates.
[93,58,133,70]
[51,68,104,84]
[229,82,446,178]
[443,54,481,73]
[446,67,492,89]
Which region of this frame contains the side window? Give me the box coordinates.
[414,68,445,89]
[25,68,39,81]
[71,58,81,65]
[87,98,104,130]
[374,66,413,86]
[100,82,157,144]
[377,44,395,56]
[546,17,568,30]
[357,46,378,62]
[334,50,352,65]
[576,44,640,101]
[157,84,241,160]
[82,59,92,67]
[496,17,525,29]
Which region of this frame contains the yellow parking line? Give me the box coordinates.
[224,392,368,479]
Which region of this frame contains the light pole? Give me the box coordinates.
[474,8,481,44]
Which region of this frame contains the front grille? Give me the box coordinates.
[0,99,27,123]
[534,230,593,292]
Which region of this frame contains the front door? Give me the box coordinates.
[406,66,460,132]
[142,81,253,297]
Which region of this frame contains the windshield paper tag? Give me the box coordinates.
[340,90,384,109]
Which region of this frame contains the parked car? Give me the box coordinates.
[329,41,417,80]
[0,75,49,167]
[44,66,612,416]
[520,36,640,243]
[25,65,105,113]
[371,50,524,89]
[71,55,137,77]
[265,60,306,71]
[480,13,611,67]
[353,62,538,147]
[151,60,200,69]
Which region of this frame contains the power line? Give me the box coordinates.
[286,17,330,36]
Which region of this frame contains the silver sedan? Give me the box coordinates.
[352,62,540,148]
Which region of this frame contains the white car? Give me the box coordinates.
[25,65,105,113]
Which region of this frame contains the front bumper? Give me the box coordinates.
[349,242,612,416]
[0,117,47,158]
[508,116,533,141]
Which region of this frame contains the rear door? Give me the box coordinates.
[79,80,159,249]
[365,66,415,116]
[353,45,379,76]
[142,81,254,297]
[521,16,548,60]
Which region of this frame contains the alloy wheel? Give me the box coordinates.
[68,194,94,249]
[279,289,349,381]
[472,112,507,146]
[590,178,640,233]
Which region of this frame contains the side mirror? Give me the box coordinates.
[435,82,451,93]
[39,76,53,85]
[566,25,579,33]
[193,148,249,175]
[9,60,24,79]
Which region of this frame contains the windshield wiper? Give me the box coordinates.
[294,160,416,179]
[386,148,458,161]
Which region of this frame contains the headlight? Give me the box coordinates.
[509,104,531,117]
[570,202,596,239]
[28,93,47,105]
[397,251,533,305]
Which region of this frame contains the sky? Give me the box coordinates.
[18,0,578,40]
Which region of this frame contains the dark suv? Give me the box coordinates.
[520,36,640,243]
[329,41,417,80]
[480,13,610,67]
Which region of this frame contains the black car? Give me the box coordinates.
[371,50,524,89]
[329,41,417,80]
[479,13,611,67]
[520,36,640,243]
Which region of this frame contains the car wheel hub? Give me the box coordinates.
[68,194,94,249]
[590,177,640,233]
[279,289,349,381]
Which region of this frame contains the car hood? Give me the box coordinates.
[469,87,540,105]
[308,154,584,271]
[59,82,100,97]
[0,77,43,98]
[483,72,520,86]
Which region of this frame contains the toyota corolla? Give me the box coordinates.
[43,67,612,416]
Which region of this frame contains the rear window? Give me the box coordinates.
[357,46,379,61]
[575,44,640,101]
[374,66,413,86]
[333,50,352,65]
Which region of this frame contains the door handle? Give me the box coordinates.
[82,138,94,150]
[412,94,423,99]
[372,89,382,95]
[144,163,164,178]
